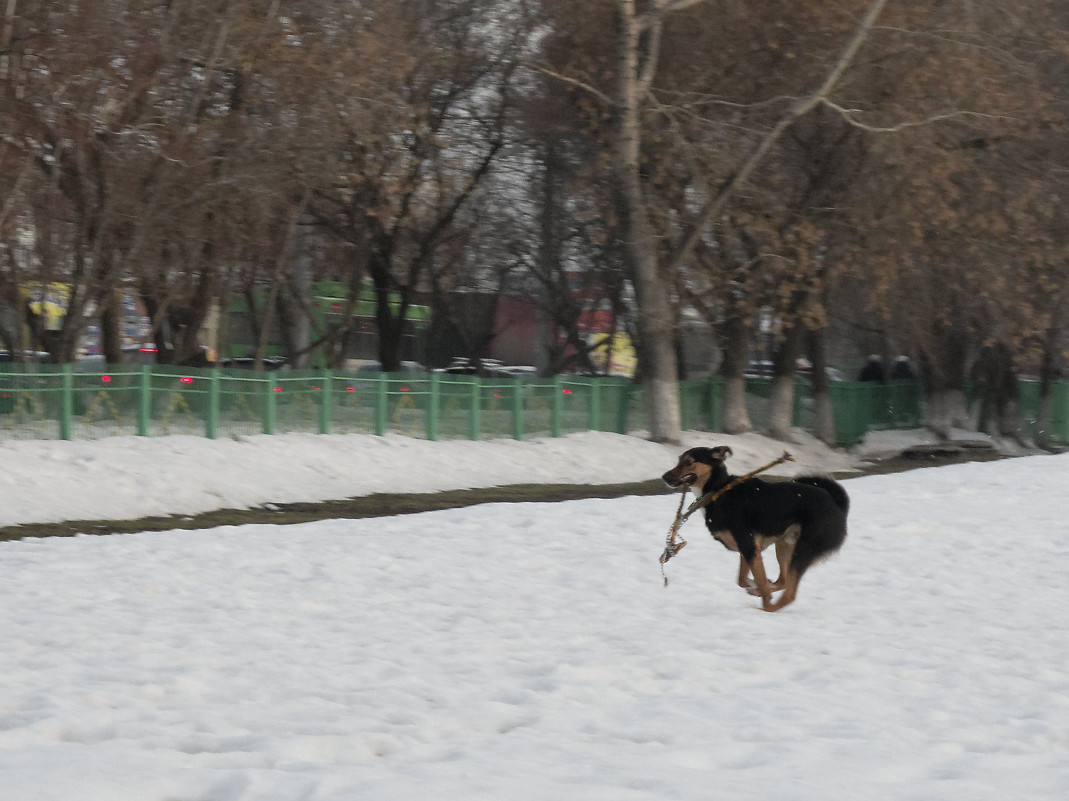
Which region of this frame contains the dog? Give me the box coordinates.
[662,445,848,612]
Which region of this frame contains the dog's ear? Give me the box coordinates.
[709,446,733,462]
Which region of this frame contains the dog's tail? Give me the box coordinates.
[790,476,849,582]
[794,475,850,515]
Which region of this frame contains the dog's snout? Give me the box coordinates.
[662,465,694,489]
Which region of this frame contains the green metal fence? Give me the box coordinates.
[1018,380,1069,447]
[1,363,1066,448]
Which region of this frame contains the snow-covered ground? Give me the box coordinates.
[2,430,1066,800]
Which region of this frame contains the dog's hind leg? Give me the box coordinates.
[766,567,801,611]
[771,527,800,591]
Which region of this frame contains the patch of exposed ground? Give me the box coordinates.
[0,447,1014,543]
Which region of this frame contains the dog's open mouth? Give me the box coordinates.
[665,473,697,489]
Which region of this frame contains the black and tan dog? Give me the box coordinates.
[662,446,848,612]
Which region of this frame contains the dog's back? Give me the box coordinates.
[793,475,850,515]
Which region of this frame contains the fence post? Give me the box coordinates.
[206,368,220,439]
[511,376,524,440]
[319,370,332,435]
[426,371,440,441]
[375,374,388,436]
[137,364,152,436]
[589,379,601,431]
[551,374,563,437]
[615,381,630,434]
[60,364,73,441]
[469,375,481,441]
[264,373,277,435]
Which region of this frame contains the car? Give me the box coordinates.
[435,357,519,378]
[353,360,425,375]
[743,360,845,382]
[0,350,52,364]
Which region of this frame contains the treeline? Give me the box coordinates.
[0,1,1066,446]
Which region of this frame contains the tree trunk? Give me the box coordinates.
[926,388,972,440]
[807,327,837,447]
[768,325,803,441]
[610,1,680,443]
[99,289,124,364]
[717,316,752,434]
[921,330,975,439]
[975,343,1024,442]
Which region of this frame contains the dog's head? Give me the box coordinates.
[662,446,732,491]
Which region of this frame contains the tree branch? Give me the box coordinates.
[819,99,1008,132]
[518,60,611,105]
[665,0,890,274]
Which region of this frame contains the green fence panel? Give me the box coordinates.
[615,382,633,434]
[216,369,269,438]
[587,379,601,432]
[869,380,923,429]
[0,366,940,449]
[71,366,141,439]
[324,371,375,435]
[829,382,874,448]
[144,365,210,437]
[705,376,723,432]
[1052,381,1069,446]
[433,373,477,440]
[267,370,328,435]
[1020,379,1069,447]
[793,378,811,429]
[558,376,596,435]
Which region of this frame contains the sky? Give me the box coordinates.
[1,429,1066,800]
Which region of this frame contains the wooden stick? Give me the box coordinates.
[681,451,795,522]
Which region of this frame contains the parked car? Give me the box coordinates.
[218,356,288,371]
[743,360,845,382]
[435,357,520,378]
[0,350,52,364]
[353,360,425,376]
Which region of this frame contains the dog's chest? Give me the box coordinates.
[709,528,740,552]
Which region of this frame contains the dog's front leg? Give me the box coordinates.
[741,536,775,610]
[748,555,775,610]
[736,556,760,595]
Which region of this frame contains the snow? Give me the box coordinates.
[1,429,1067,800]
